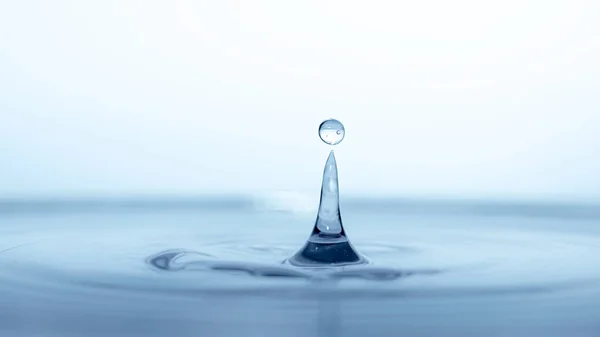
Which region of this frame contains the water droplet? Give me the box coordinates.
[319,119,345,145]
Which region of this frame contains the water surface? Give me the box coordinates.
[1,197,599,336]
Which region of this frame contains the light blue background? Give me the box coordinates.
[1,1,599,200]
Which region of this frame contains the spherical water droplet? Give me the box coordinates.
[318,119,345,145]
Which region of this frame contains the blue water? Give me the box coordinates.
[1,197,600,336]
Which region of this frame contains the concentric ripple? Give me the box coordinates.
[0,214,599,299]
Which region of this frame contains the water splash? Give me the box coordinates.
[287,120,365,266]
[313,151,345,237]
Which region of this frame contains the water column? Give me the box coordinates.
[287,119,365,266]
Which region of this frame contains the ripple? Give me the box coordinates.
[147,249,439,281]
[0,213,599,304]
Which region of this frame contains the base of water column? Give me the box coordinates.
[285,234,367,267]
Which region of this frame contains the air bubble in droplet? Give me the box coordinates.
[318,119,345,145]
